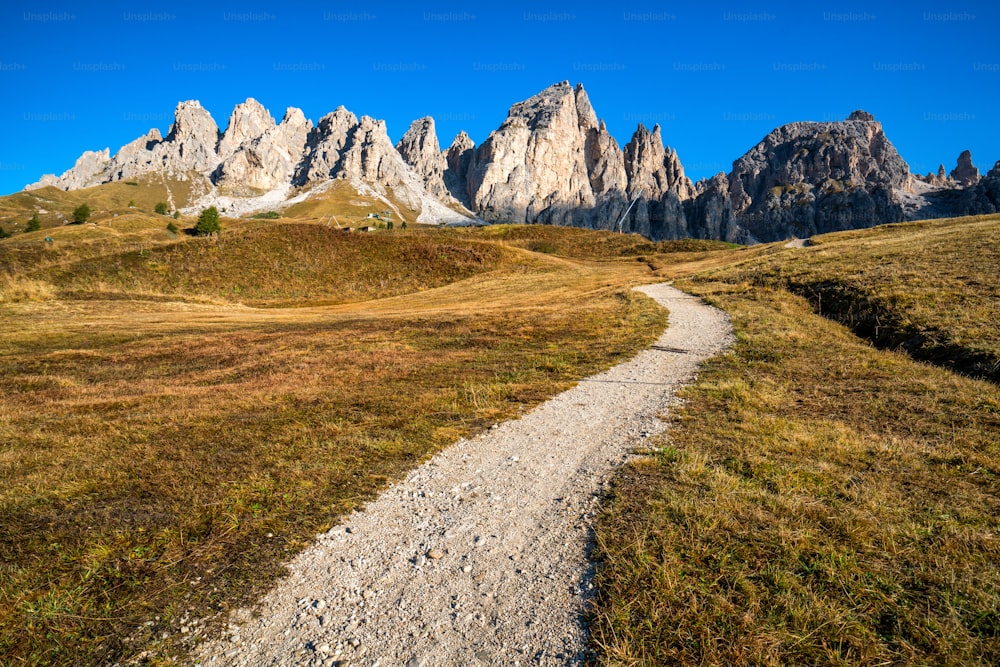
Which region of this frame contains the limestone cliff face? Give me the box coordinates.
[620,124,695,239]
[27,100,222,189]
[106,128,163,182]
[217,98,276,160]
[467,81,603,226]
[396,117,450,200]
[295,110,436,212]
[443,131,475,206]
[684,173,743,242]
[954,160,1000,215]
[158,100,223,174]
[294,107,358,185]
[216,107,311,193]
[25,148,110,191]
[727,111,909,241]
[463,82,705,239]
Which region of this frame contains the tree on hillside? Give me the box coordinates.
[154,202,169,215]
[166,221,179,235]
[195,206,221,236]
[25,213,41,232]
[72,204,91,224]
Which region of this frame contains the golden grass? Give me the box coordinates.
[696,214,1000,381]
[281,181,420,226]
[591,216,1000,665]
[0,174,206,231]
[0,224,670,665]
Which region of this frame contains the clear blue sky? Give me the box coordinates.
[1,1,997,195]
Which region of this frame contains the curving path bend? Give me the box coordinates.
[193,284,734,667]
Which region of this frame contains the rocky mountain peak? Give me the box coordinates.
[467,80,615,226]
[167,101,219,145]
[396,117,448,199]
[950,149,980,186]
[573,83,598,132]
[623,123,694,201]
[218,98,276,159]
[215,103,311,194]
[443,131,476,206]
[728,114,909,241]
[280,106,308,127]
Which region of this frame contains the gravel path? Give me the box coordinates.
[193,284,733,667]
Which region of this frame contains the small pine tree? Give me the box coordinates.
[195,206,221,236]
[166,221,179,235]
[25,213,41,232]
[0,225,9,239]
[127,200,136,208]
[401,221,407,230]
[386,219,394,230]
[154,202,169,215]
[72,204,91,224]
[172,211,180,220]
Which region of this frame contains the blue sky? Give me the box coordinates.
[1,1,997,195]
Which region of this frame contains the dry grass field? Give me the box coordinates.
[591,214,1000,666]
[0,218,677,665]
[3,198,998,666]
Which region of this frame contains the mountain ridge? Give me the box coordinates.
[24,81,998,242]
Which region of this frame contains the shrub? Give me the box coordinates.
[127,200,136,208]
[166,221,179,235]
[173,211,180,220]
[25,214,41,233]
[0,226,9,239]
[154,202,169,215]
[195,206,221,236]
[251,211,281,219]
[72,204,91,224]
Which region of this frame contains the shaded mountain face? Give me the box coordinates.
[24,85,994,242]
[725,110,910,241]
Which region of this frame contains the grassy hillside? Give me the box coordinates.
[0,221,672,666]
[7,223,510,307]
[592,215,1000,665]
[697,214,1000,382]
[282,180,421,226]
[0,173,209,233]
[4,205,998,666]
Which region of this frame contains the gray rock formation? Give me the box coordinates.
[217,98,275,159]
[216,107,311,193]
[443,131,475,206]
[26,148,110,191]
[159,100,222,174]
[293,108,439,213]
[105,128,163,182]
[949,149,980,187]
[21,86,998,240]
[468,81,600,226]
[727,110,909,241]
[684,173,743,242]
[953,160,1000,215]
[620,123,695,238]
[396,117,449,200]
